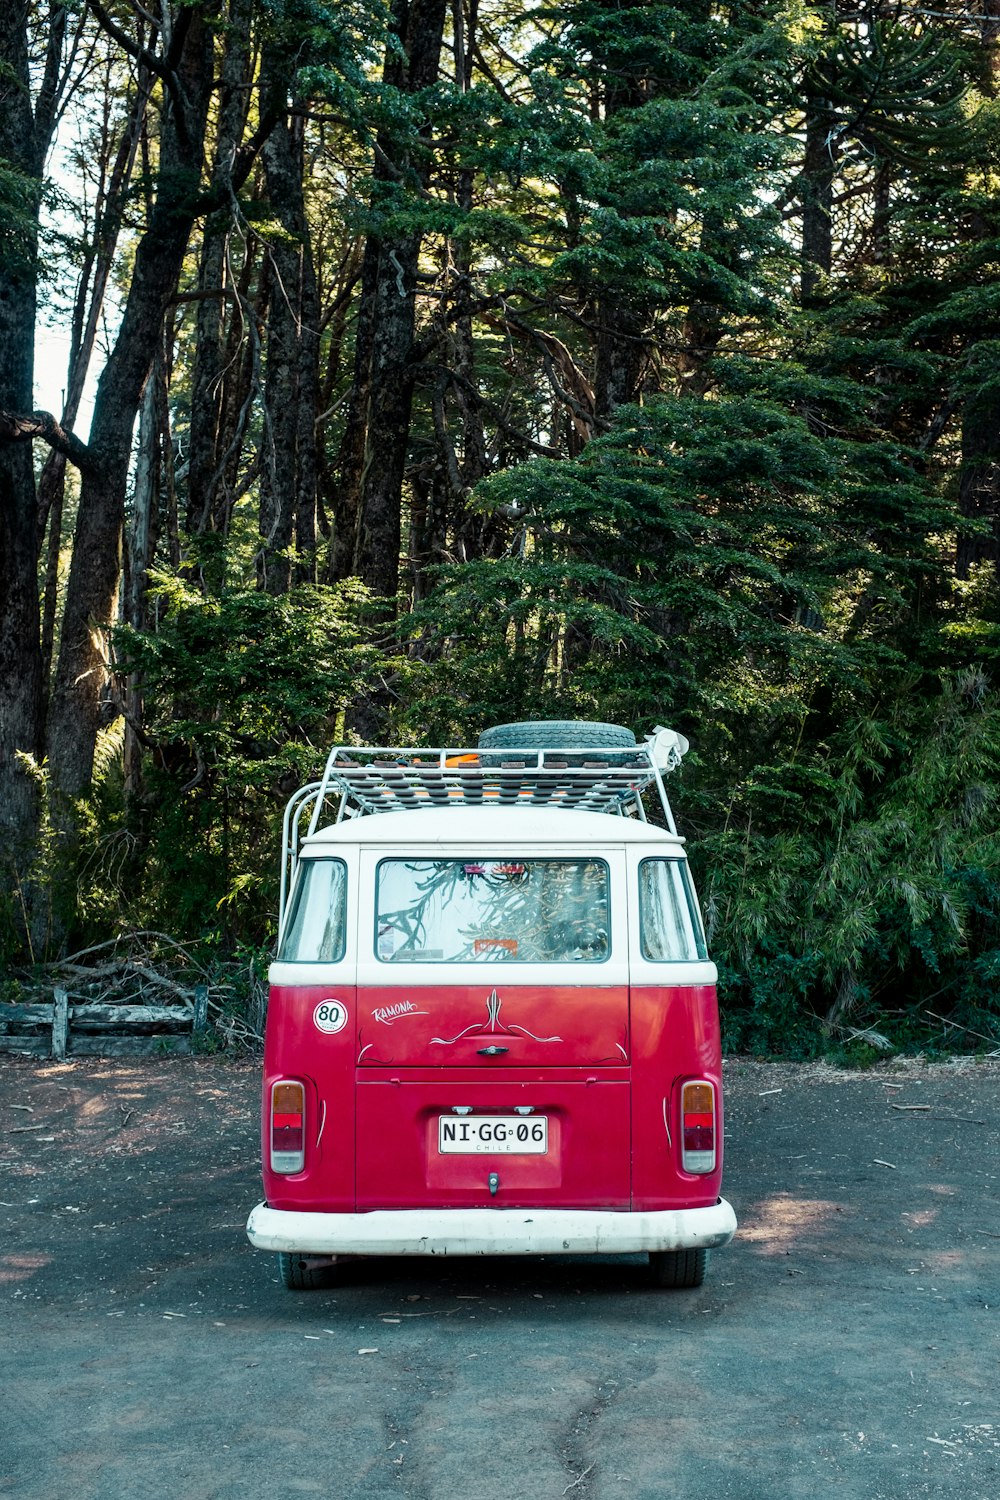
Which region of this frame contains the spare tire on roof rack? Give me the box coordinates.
[478,719,638,767]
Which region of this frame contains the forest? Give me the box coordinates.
[1,0,999,1056]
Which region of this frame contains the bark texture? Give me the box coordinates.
[956,1,1000,581]
[957,366,1000,582]
[347,0,448,601]
[186,0,253,548]
[256,32,321,592]
[46,5,218,803]
[0,0,66,949]
[801,80,835,305]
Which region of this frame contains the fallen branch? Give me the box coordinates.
[923,1009,1000,1052]
[9,932,265,1051]
[57,930,210,970]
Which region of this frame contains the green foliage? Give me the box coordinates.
[107,577,383,941]
[520,1,796,318]
[810,16,969,166]
[403,366,952,721]
[0,156,40,278]
[20,0,1000,1063]
[696,672,1000,1054]
[393,365,1000,1055]
[4,753,75,966]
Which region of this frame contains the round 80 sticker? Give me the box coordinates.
[313,999,348,1034]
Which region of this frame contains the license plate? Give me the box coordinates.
[438,1115,548,1154]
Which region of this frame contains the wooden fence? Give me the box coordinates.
[0,986,210,1057]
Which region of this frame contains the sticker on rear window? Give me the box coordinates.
[313,999,348,1034]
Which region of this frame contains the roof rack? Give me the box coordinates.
[278,731,688,930]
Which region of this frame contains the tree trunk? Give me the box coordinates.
[295,250,322,582]
[677,211,730,399]
[594,302,643,417]
[801,79,835,305]
[352,0,448,602]
[212,231,262,543]
[355,238,425,597]
[122,361,162,803]
[186,0,252,551]
[957,374,1000,580]
[47,6,217,805]
[0,0,67,954]
[39,70,147,686]
[871,163,892,267]
[317,240,363,570]
[334,236,381,580]
[980,0,1000,90]
[256,35,321,592]
[589,0,647,418]
[444,3,489,563]
[956,0,1000,580]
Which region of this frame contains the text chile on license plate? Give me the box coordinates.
[438,1115,548,1154]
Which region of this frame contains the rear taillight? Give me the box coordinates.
[270,1081,305,1174]
[681,1080,717,1174]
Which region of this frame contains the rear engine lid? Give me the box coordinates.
[356,983,629,1068]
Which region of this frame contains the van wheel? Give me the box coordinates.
[648,1249,707,1289]
[278,1252,337,1290]
[478,720,636,765]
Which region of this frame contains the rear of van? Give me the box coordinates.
[247,735,736,1288]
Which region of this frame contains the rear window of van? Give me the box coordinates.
[638,859,707,961]
[375,858,610,963]
[278,859,348,962]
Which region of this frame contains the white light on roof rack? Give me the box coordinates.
[645,726,689,773]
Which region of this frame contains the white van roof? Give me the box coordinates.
[302,805,685,849]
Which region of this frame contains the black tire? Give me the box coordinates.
[478,720,637,766]
[648,1248,708,1289]
[278,1252,337,1290]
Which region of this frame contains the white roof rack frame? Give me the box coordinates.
[277,733,688,935]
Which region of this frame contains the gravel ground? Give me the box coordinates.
[1,1053,998,1499]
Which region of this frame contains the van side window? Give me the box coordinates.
[638,859,708,962]
[278,859,348,962]
[375,859,610,963]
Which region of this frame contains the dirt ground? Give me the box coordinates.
[1,1053,998,1500]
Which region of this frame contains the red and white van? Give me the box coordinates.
[246,721,736,1289]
